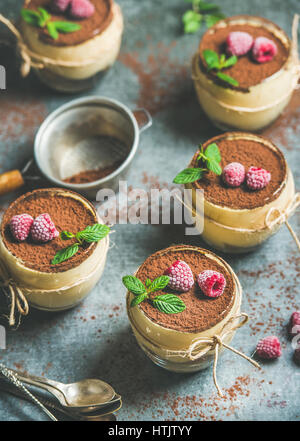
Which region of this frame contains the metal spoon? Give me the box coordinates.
[8,367,117,411]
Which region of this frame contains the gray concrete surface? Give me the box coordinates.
[0,0,299,421]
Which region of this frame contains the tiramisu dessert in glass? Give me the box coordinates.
[193,15,298,131]
[20,0,124,92]
[174,132,296,253]
[0,188,109,311]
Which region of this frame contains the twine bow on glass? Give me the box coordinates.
[168,313,260,397]
[0,259,29,329]
[265,193,300,252]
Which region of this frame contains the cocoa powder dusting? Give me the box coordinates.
[199,19,289,91]
[192,133,286,209]
[24,0,113,47]
[63,160,123,184]
[136,245,235,333]
[1,189,97,273]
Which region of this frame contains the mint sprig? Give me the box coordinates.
[173,142,222,184]
[203,49,239,86]
[182,0,225,34]
[123,275,186,315]
[21,7,81,40]
[52,224,110,265]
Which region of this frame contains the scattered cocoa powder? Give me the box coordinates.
[191,133,287,209]
[63,160,123,184]
[199,16,289,91]
[1,188,97,273]
[136,245,235,333]
[24,0,113,46]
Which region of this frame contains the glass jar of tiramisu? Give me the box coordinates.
[184,132,296,253]
[193,15,298,131]
[20,0,123,92]
[0,188,109,311]
[126,245,245,373]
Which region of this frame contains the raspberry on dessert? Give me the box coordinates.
[164,260,194,292]
[197,270,226,298]
[252,37,278,63]
[246,166,271,190]
[226,31,254,56]
[288,311,300,338]
[9,214,34,242]
[222,162,245,187]
[52,0,72,13]
[256,336,282,360]
[31,213,59,243]
[70,0,95,19]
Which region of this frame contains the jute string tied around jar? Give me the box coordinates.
[0,235,109,329]
[0,258,29,329]
[192,14,300,114]
[176,191,300,253]
[0,13,108,77]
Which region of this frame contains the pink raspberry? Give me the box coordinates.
[197,270,226,298]
[288,311,300,338]
[30,213,59,243]
[52,0,72,13]
[246,166,271,190]
[9,214,34,242]
[294,347,300,366]
[256,336,282,360]
[70,0,95,19]
[252,37,277,63]
[226,31,254,56]
[222,162,245,187]
[164,260,194,292]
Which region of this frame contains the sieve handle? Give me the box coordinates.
[0,170,24,196]
[132,108,152,133]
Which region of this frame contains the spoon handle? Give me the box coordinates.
[0,363,58,421]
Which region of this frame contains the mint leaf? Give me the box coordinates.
[198,3,220,12]
[38,7,51,26]
[205,13,225,27]
[207,159,222,175]
[223,55,238,69]
[47,22,59,40]
[77,224,110,243]
[216,71,239,86]
[21,9,41,26]
[205,143,221,163]
[182,10,198,23]
[148,276,170,293]
[145,279,152,289]
[52,243,79,265]
[122,276,146,296]
[152,294,186,314]
[131,293,148,308]
[203,49,219,70]
[173,168,205,184]
[184,19,202,33]
[54,21,81,33]
[60,231,75,241]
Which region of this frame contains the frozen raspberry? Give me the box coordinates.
[9,214,34,242]
[222,162,245,187]
[52,0,72,13]
[252,37,277,63]
[197,270,226,298]
[30,213,59,243]
[70,0,95,19]
[226,31,254,56]
[256,336,282,360]
[294,347,300,366]
[288,311,300,338]
[164,260,194,292]
[246,166,271,190]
